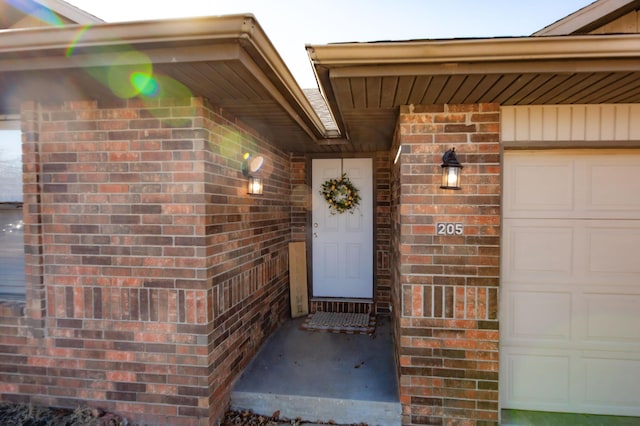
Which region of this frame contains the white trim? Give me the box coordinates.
[0,120,20,130]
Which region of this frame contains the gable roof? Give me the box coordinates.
[1,0,102,29]
[534,0,640,35]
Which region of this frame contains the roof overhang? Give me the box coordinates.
[0,15,332,152]
[308,34,640,151]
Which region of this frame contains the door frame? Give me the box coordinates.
[306,153,377,301]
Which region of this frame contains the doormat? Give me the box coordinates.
[301,311,376,335]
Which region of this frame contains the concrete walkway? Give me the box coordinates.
[231,315,401,426]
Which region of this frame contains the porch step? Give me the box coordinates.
[231,316,400,426]
[231,391,401,426]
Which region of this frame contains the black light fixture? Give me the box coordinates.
[242,153,264,195]
[247,176,263,195]
[440,147,463,190]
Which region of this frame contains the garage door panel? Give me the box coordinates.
[504,221,573,279]
[587,163,640,213]
[583,357,640,411]
[502,351,571,407]
[507,291,571,341]
[587,225,640,275]
[585,293,640,343]
[505,150,640,219]
[505,158,574,215]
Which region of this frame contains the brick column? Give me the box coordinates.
[394,104,501,425]
[374,151,392,314]
[21,102,46,333]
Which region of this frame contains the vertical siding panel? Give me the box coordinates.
[557,106,573,141]
[585,105,601,140]
[529,106,544,140]
[501,107,515,141]
[614,105,630,140]
[515,107,530,141]
[571,105,587,140]
[600,105,616,140]
[630,104,640,139]
[542,106,558,141]
[503,104,639,143]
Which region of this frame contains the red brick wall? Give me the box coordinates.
[374,151,392,314]
[0,97,291,425]
[393,104,501,426]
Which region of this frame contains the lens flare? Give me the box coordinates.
[142,74,192,101]
[131,72,158,97]
[106,51,153,99]
[7,0,64,27]
[65,25,92,58]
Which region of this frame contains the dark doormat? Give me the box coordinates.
[301,311,376,335]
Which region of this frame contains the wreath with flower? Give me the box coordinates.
[320,173,361,214]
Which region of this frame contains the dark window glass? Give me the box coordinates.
[0,203,24,299]
[0,125,25,299]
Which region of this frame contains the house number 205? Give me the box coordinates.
[436,222,464,236]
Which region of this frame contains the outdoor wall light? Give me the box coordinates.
[247,176,263,195]
[440,147,463,190]
[242,153,265,195]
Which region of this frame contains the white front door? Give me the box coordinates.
[311,158,373,299]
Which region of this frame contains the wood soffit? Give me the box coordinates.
[307,33,640,151]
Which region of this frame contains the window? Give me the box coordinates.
[0,120,25,300]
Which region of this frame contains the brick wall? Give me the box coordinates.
[393,104,501,426]
[374,151,392,314]
[0,97,291,425]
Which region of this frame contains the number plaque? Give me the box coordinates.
[436,222,464,236]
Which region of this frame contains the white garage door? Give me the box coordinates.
[500,149,640,416]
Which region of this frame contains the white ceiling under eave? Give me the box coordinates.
[0,15,339,153]
[307,33,640,152]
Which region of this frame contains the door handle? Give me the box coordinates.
[313,232,318,238]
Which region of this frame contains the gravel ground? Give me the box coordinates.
[224,410,367,425]
[0,403,367,426]
[0,402,127,425]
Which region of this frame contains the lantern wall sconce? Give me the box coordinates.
[242,153,264,195]
[440,147,463,190]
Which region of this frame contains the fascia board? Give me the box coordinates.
[307,34,640,67]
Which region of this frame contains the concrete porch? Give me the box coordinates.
[230,315,401,426]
